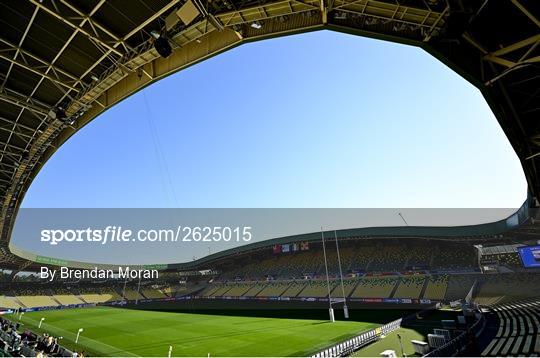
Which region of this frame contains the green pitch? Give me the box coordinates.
[10,307,381,357]
[351,328,425,357]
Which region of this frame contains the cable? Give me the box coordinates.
[142,91,179,207]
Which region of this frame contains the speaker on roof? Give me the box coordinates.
[154,37,172,58]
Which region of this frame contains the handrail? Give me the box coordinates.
[311,318,403,358]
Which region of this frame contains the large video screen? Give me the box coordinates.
[518,245,540,268]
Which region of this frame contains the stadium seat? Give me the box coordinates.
[16,295,57,308]
[298,281,336,298]
[423,275,448,300]
[256,282,291,297]
[330,279,359,298]
[281,282,307,297]
[393,275,426,299]
[141,288,167,299]
[0,296,20,309]
[481,298,540,356]
[52,295,84,305]
[350,277,399,298]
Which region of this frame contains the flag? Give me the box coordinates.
[292,243,299,251]
[272,244,281,254]
[282,244,290,253]
[301,241,309,251]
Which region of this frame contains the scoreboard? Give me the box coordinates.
[518,245,540,268]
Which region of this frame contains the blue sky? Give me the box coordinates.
[21,30,527,209]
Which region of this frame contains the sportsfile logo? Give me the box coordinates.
[41,226,132,245]
[40,226,253,245]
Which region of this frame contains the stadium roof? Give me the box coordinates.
[0,0,539,271]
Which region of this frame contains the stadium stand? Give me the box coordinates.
[478,244,525,273]
[220,250,326,280]
[406,247,432,269]
[278,251,321,278]
[281,282,307,297]
[80,293,119,304]
[16,296,57,308]
[423,275,448,300]
[367,245,409,272]
[52,295,84,306]
[0,296,20,309]
[351,276,399,298]
[393,275,426,299]
[445,274,479,301]
[498,253,523,268]
[242,283,267,297]
[255,282,290,297]
[0,235,536,318]
[141,287,167,299]
[431,245,478,270]
[349,246,377,272]
[298,280,336,298]
[199,284,225,297]
[330,279,358,298]
[122,289,144,301]
[220,283,253,297]
[324,247,360,275]
[475,273,540,305]
[214,239,484,282]
[167,284,206,298]
[209,284,233,297]
[195,271,540,303]
[481,298,540,356]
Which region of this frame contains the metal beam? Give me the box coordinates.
[58,0,134,52]
[331,0,445,28]
[491,34,540,57]
[29,0,124,57]
[122,0,181,41]
[0,53,79,92]
[0,141,28,152]
[424,5,449,41]
[510,0,540,28]
[0,6,39,91]
[66,0,182,112]
[4,0,110,173]
[0,91,49,117]
[0,126,33,140]
[0,38,79,82]
[0,0,110,175]
[463,32,488,54]
[484,54,515,68]
[0,116,40,133]
[485,55,540,85]
[217,0,319,26]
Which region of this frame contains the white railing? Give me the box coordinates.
[311,318,403,358]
